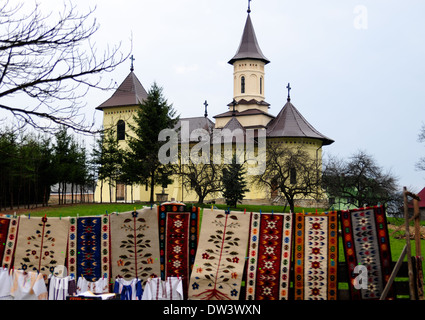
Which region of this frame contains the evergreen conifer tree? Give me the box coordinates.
[126,82,178,204]
[222,154,248,208]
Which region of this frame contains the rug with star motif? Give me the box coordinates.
[245,212,293,300]
[294,211,338,300]
[340,206,393,299]
[158,203,200,299]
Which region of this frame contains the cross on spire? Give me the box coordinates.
[286,83,292,101]
[130,55,135,71]
[247,0,252,13]
[204,100,208,118]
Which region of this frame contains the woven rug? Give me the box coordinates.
[14,216,69,274]
[1,217,18,269]
[67,216,110,282]
[188,209,250,300]
[294,211,338,300]
[340,206,393,299]
[245,212,293,300]
[110,208,161,286]
[0,218,11,265]
[158,203,200,298]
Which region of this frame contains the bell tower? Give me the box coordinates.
[214,5,274,129]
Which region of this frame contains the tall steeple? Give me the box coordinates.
[228,12,270,65]
[214,7,273,129]
[228,6,270,113]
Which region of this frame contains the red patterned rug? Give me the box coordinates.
[340,206,393,299]
[294,211,338,300]
[0,217,11,265]
[1,217,18,269]
[245,212,293,300]
[158,203,199,299]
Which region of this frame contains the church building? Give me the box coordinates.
[94,7,334,206]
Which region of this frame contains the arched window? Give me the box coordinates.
[241,76,245,94]
[117,120,125,141]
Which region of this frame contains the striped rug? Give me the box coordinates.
[245,212,293,300]
[294,211,338,300]
[340,206,393,299]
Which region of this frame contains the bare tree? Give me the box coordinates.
[0,0,128,134]
[322,150,399,209]
[251,142,322,213]
[416,124,425,171]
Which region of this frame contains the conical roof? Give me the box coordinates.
[266,99,334,145]
[96,71,148,110]
[228,13,270,65]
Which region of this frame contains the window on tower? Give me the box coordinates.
[241,76,245,94]
[260,77,263,95]
[117,120,125,141]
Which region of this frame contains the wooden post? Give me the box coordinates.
[413,199,424,300]
[403,187,416,299]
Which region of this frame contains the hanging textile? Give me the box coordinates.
[0,268,13,300]
[340,206,393,299]
[48,275,77,300]
[110,208,161,286]
[245,212,293,300]
[158,203,199,298]
[13,216,69,274]
[10,270,48,300]
[69,216,110,282]
[141,277,184,300]
[1,217,19,269]
[294,211,338,300]
[76,276,109,294]
[113,277,143,300]
[0,218,10,264]
[188,209,250,300]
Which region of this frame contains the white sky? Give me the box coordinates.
[5,0,425,192]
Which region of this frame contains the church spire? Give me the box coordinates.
[228,8,269,65]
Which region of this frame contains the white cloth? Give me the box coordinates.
[48,275,73,300]
[10,270,47,300]
[0,268,13,300]
[77,276,109,294]
[142,277,183,300]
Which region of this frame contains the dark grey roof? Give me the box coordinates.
[175,116,215,142]
[226,98,270,107]
[214,108,275,119]
[228,13,270,65]
[266,99,334,145]
[222,116,245,132]
[96,71,148,110]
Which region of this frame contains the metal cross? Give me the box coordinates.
[204,100,208,118]
[130,55,135,71]
[286,83,291,100]
[248,0,252,13]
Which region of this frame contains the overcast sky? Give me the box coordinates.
[8,0,425,192]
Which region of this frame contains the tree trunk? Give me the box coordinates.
[150,172,155,204]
